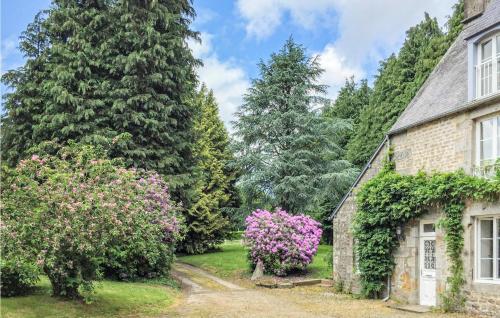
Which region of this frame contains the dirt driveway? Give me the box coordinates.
[165,263,478,318]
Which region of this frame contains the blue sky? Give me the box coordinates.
[1,0,458,128]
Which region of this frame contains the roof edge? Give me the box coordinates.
[464,21,500,40]
[389,92,500,136]
[328,136,389,221]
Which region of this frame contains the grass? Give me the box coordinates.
[177,240,332,279]
[1,277,180,318]
[177,240,250,278]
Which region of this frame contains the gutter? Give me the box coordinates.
[328,136,389,221]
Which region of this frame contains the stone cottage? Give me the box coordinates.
[330,0,500,315]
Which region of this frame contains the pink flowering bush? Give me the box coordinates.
[104,172,182,280]
[244,209,322,276]
[1,143,182,299]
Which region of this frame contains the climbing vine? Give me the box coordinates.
[353,157,500,311]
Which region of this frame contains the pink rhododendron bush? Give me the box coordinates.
[244,209,322,276]
[0,143,182,299]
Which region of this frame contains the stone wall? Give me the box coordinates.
[331,102,500,315]
[462,201,500,316]
[332,142,388,293]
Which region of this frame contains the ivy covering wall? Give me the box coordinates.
[353,158,500,311]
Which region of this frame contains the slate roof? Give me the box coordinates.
[389,0,500,135]
[465,0,500,40]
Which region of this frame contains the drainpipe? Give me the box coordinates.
[383,275,391,301]
[383,136,391,302]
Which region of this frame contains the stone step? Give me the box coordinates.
[292,279,322,287]
[388,304,432,313]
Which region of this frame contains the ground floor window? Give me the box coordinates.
[476,216,500,282]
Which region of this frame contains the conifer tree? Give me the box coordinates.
[1,0,200,206]
[233,38,357,217]
[1,11,50,163]
[323,77,371,149]
[182,85,239,254]
[346,5,463,166]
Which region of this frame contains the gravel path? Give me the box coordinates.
[166,263,480,318]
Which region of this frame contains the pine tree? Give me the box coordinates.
[233,38,357,217]
[1,0,200,206]
[346,5,463,167]
[182,85,240,254]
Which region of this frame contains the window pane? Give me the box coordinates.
[498,118,500,158]
[497,37,500,90]
[481,219,493,238]
[481,239,493,258]
[423,223,435,233]
[482,40,492,61]
[481,119,494,140]
[481,259,493,278]
[481,140,493,161]
[424,240,436,270]
[497,55,500,91]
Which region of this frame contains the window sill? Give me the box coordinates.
[473,279,500,285]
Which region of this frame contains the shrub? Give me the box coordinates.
[0,257,40,297]
[104,173,182,280]
[244,209,322,276]
[1,165,41,297]
[1,143,182,299]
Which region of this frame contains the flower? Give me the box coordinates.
[244,208,322,276]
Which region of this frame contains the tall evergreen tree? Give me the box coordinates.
[323,77,371,149]
[1,11,50,163]
[182,85,239,254]
[346,3,464,167]
[233,38,357,217]
[1,0,200,205]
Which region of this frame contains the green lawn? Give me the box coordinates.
[177,240,332,279]
[1,277,179,318]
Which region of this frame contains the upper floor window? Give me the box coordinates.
[476,34,500,98]
[474,114,500,177]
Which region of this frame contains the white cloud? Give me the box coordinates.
[314,44,364,99]
[237,0,336,40]
[237,0,457,94]
[333,0,456,66]
[188,33,250,131]
[1,36,20,75]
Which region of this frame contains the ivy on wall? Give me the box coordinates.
[353,157,500,311]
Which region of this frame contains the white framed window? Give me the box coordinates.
[475,114,500,177]
[475,33,500,98]
[475,216,500,283]
[420,221,436,237]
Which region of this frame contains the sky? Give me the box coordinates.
[1,0,457,129]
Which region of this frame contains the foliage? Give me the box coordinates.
[104,173,182,280]
[1,163,41,297]
[181,85,239,254]
[346,3,464,166]
[233,38,357,217]
[1,276,179,318]
[323,77,371,150]
[244,209,322,276]
[1,143,182,299]
[0,0,200,210]
[354,158,500,310]
[0,258,40,297]
[178,240,331,279]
